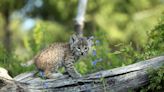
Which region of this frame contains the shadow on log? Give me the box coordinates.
[0,56,164,92]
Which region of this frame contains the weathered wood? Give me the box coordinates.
[0,56,164,92]
[0,67,13,80]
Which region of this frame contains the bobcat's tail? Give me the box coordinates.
[21,59,34,67]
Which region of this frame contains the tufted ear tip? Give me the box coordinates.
[69,34,79,45]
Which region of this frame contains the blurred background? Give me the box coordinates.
[0,0,164,78]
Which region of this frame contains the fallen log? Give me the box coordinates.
[0,56,164,92]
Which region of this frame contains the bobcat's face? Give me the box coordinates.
[74,37,89,56]
[70,34,93,56]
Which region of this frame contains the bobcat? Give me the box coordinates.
[23,34,93,79]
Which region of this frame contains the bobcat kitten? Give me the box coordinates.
[32,34,93,79]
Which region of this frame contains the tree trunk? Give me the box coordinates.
[74,0,88,36]
[0,56,164,92]
[3,9,11,52]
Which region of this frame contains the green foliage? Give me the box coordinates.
[29,22,45,55]
[77,14,164,77]
[0,2,163,92]
[140,65,164,92]
[0,45,33,77]
[0,0,24,11]
[22,22,45,59]
[138,14,164,92]
[145,14,164,56]
[111,14,164,63]
[23,20,70,58]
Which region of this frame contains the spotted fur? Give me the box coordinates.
[34,34,93,79]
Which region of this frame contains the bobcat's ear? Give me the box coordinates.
[69,34,78,44]
[87,36,94,47]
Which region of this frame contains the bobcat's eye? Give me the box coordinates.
[76,47,80,51]
[84,47,88,50]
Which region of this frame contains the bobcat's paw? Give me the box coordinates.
[72,73,82,79]
[46,73,63,79]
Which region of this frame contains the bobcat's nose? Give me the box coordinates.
[81,52,84,55]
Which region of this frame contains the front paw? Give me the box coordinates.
[72,73,82,79]
[46,73,63,79]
